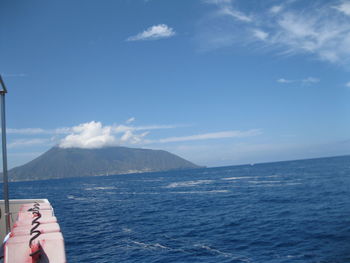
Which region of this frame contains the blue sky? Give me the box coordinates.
[1,0,350,168]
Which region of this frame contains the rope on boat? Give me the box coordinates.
[28,202,42,247]
[29,212,42,247]
[27,202,41,213]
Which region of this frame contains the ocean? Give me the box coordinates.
[7,155,350,262]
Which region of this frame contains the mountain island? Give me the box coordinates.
[8,146,200,182]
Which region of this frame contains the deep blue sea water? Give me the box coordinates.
[5,155,350,262]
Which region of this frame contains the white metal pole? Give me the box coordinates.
[0,75,10,234]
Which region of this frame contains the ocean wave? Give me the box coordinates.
[129,240,169,250]
[170,190,229,194]
[222,175,282,181]
[221,176,256,180]
[195,244,252,262]
[164,180,214,188]
[132,178,164,182]
[247,182,302,187]
[66,195,88,201]
[84,186,117,191]
[117,192,161,195]
[248,180,284,184]
[122,227,132,233]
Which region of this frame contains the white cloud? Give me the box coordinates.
[207,0,252,22]
[6,127,72,135]
[127,24,175,41]
[270,5,283,14]
[271,12,347,61]
[8,138,50,149]
[252,29,269,41]
[277,13,316,38]
[219,6,252,22]
[58,121,181,148]
[126,117,136,124]
[199,1,350,64]
[59,121,117,149]
[59,121,261,148]
[346,81,350,87]
[277,77,320,85]
[149,129,261,143]
[120,130,149,144]
[111,124,180,134]
[11,121,260,150]
[277,78,294,84]
[334,1,350,16]
[302,77,320,84]
[5,123,180,137]
[14,127,69,135]
[7,128,47,135]
[53,128,72,134]
[133,124,181,131]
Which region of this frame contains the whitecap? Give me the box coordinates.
[133,178,164,182]
[84,186,117,191]
[248,182,302,187]
[66,195,87,201]
[221,176,256,180]
[195,244,251,262]
[122,227,132,233]
[248,180,284,184]
[170,190,229,194]
[117,192,161,195]
[284,183,302,186]
[129,240,169,250]
[153,243,168,249]
[164,180,214,188]
[265,175,281,178]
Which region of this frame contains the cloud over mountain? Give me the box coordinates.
[59,121,117,148]
[8,119,261,151]
[59,121,148,148]
[56,121,261,149]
